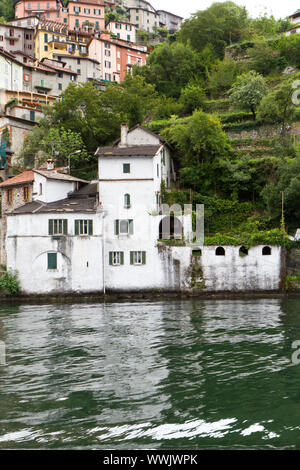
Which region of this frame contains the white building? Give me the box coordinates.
[157,10,183,33]
[0,49,23,92]
[106,20,137,43]
[3,125,283,295]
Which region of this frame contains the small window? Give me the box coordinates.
[216,247,225,256]
[39,183,43,195]
[75,220,93,235]
[123,163,130,174]
[23,186,30,201]
[239,246,248,257]
[47,252,57,270]
[49,219,68,235]
[7,189,13,203]
[115,219,133,235]
[130,251,146,265]
[262,246,272,256]
[109,251,124,266]
[124,194,131,208]
[192,249,202,257]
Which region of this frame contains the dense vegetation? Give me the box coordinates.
[3,1,300,238]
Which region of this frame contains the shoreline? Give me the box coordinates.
[1,290,300,304]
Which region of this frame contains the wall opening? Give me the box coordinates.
[239,246,248,256]
[216,246,225,256]
[262,246,272,256]
[159,216,183,240]
[192,249,202,257]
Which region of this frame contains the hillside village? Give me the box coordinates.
[1,1,300,295]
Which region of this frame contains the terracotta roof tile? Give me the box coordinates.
[0,171,34,188]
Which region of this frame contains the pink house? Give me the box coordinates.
[14,0,105,33]
[14,0,65,22]
[66,0,105,32]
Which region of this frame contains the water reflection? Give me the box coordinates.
[0,298,300,449]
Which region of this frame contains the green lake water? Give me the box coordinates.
[0,298,300,449]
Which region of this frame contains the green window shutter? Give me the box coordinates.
[109,252,113,265]
[75,220,79,235]
[120,252,124,265]
[88,220,93,235]
[63,219,68,235]
[49,219,53,235]
[142,251,146,265]
[130,251,134,265]
[48,252,57,269]
[115,219,119,235]
[129,219,133,235]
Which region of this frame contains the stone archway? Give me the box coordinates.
[159,216,183,240]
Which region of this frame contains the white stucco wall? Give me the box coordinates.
[6,211,103,294]
[32,173,77,203]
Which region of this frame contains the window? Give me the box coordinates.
[74,6,80,13]
[115,219,133,235]
[47,253,57,270]
[105,61,111,68]
[123,163,130,173]
[105,49,111,56]
[130,251,146,265]
[75,219,93,235]
[77,69,81,75]
[192,249,202,257]
[48,219,68,235]
[44,33,48,43]
[109,251,124,266]
[58,83,62,90]
[7,189,13,203]
[46,2,50,8]
[95,21,99,29]
[124,194,130,208]
[75,19,79,26]
[23,186,30,201]
[77,58,81,64]
[44,45,48,51]
[94,8,100,14]
[127,35,130,41]
[39,183,43,195]
[216,247,225,256]
[262,246,271,256]
[84,8,90,13]
[239,246,248,257]
[29,110,35,121]
[105,73,111,81]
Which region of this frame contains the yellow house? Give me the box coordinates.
[35,22,90,62]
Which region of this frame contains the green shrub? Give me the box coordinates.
[0,269,20,295]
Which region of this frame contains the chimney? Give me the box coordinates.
[46,158,55,171]
[120,123,128,147]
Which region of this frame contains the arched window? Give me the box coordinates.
[216,247,225,256]
[262,246,271,256]
[159,216,183,240]
[124,193,130,208]
[239,246,248,256]
[192,249,202,257]
[39,183,43,195]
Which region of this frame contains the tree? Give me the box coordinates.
[248,40,286,75]
[179,1,249,59]
[262,156,300,228]
[229,71,268,120]
[208,58,244,97]
[179,83,206,114]
[161,110,232,192]
[0,0,14,20]
[134,42,203,98]
[257,79,296,131]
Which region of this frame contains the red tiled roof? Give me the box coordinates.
[0,170,34,188]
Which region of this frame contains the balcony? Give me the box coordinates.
[5,33,20,40]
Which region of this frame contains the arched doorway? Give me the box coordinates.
[159,216,183,240]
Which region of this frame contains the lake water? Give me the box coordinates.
[0,298,300,449]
